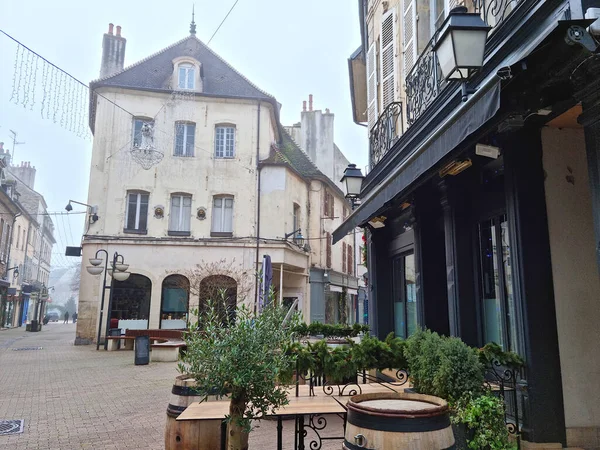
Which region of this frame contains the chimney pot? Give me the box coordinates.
[302,101,307,112]
[309,94,313,112]
[116,25,121,37]
[108,23,114,35]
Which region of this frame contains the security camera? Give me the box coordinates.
[65,202,73,212]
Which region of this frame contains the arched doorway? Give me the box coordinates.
[198,275,237,325]
[160,275,189,329]
[111,274,151,330]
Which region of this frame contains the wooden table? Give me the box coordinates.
[177,382,406,450]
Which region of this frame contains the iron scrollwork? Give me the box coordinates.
[485,359,522,444]
[405,40,446,127]
[471,0,522,31]
[369,101,404,166]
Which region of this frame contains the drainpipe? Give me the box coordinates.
[254,102,262,313]
[4,212,21,279]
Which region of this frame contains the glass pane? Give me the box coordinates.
[133,119,143,147]
[212,199,222,231]
[127,194,137,229]
[393,257,406,338]
[405,253,418,337]
[186,68,194,89]
[170,196,181,230]
[175,124,184,155]
[162,288,188,313]
[186,124,195,156]
[182,197,191,232]
[178,67,186,89]
[501,217,518,352]
[223,199,233,232]
[479,219,505,348]
[226,127,235,157]
[139,195,149,230]
[215,128,224,157]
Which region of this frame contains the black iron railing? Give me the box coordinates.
[369,101,404,167]
[405,0,525,126]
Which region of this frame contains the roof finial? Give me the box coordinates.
[190,5,197,35]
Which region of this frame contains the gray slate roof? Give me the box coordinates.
[91,35,274,101]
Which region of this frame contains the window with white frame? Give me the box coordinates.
[175,122,195,157]
[133,117,155,148]
[178,63,195,90]
[215,125,235,158]
[169,194,192,234]
[125,191,149,232]
[212,196,234,234]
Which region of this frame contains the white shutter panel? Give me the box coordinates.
[402,0,417,81]
[380,9,396,110]
[366,43,378,130]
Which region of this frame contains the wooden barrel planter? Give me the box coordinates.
[165,375,222,450]
[343,392,455,450]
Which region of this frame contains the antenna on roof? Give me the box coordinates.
[190,4,197,35]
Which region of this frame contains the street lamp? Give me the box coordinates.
[284,228,305,248]
[86,250,130,350]
[66,199,99,223]
[6,266,19,280]
[340,164,365,209]
[432,6,491,100]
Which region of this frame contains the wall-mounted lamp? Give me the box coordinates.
[66,199,99,223]
[284,228,305,248]
[6,266,19,280]
[340,164,365,210]
[432,6,491,101]
[439,159,473,177]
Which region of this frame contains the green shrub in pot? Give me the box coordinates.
[451,393,515,450]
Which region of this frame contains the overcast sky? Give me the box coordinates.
[0,0,367,271]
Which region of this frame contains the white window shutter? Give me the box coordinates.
[380,8,396,110]
[402,0,418,82]
[366,43,378,130]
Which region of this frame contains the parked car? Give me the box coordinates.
[46,312,60,322]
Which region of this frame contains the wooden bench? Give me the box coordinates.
[151,339,187,362]
[105,329,185,351]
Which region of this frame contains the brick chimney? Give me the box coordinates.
[11,161,36,190]
[100,23,126,78]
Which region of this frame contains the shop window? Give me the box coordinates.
[478,215,519,352]
[160,275,189,329]
[392,251,417,339]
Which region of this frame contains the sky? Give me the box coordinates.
[0,0,368,272]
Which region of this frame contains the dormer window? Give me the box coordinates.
[178,63,195,90]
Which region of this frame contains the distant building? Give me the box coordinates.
[76,23,358,345]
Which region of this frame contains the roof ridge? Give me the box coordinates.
[91,35,275,100]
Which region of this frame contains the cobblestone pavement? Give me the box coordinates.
[0,324,344,449]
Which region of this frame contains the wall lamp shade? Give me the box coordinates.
[89,258,103,266]
[340,164,365,198]
[65,202,73,212]
[112,271,131,282]
[112,263,129,272]
[86,266,104,275]
[432,7,491,81]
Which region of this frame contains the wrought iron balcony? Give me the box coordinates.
[369,101,404,167]
[406,0,525,126]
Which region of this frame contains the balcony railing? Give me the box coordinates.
[405,0,525,126]
[369,101,404,167]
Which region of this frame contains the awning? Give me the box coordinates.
[333,77,500,243]
[333,8,567,244]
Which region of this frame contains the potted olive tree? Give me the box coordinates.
[178,294,297,450]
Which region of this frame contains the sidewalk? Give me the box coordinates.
[0,324,344,449]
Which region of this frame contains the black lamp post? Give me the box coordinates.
[340,164,365,209]
[432,6,491,100]
[86,250,130,350]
